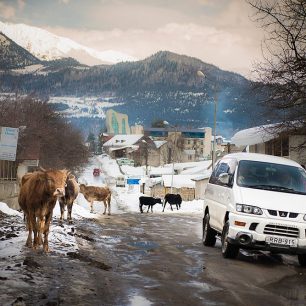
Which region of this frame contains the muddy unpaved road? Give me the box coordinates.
[1,208,306,306]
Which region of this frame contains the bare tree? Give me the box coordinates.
[247,0,306,133]
[0,95,89,171]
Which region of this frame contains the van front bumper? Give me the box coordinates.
[228,213,306,255]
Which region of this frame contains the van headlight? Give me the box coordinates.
[236,204,263,215]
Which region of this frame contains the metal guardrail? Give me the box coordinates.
[0,160,18,180]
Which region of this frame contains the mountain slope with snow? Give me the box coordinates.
[0,21,137,66]
[0,32,40,69]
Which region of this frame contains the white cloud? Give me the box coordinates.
[0,3,15,19]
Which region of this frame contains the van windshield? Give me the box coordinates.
[237,160,306,195]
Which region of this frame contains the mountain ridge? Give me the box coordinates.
[0,38,266,137]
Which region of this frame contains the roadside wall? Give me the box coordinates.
[0,181,19,210]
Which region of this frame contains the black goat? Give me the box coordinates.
[139,196,162,213]
[162,193,182,212]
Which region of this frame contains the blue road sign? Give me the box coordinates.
[127,178,141,185]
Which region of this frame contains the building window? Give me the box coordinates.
[112,113,119,134]
[122,118,126,134]
[265,136,289,156]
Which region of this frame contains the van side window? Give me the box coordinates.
[209,161,220,184]
[209,159,237,186]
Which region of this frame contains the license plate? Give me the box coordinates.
[265,236,297,247]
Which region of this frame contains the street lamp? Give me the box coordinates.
[197,70,218,168]
[141,139,149,176]
[163,120,177,193]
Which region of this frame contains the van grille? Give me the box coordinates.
[267,210,299,219]
[264,224,299,238]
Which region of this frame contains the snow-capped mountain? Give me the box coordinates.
[0,20,137,66]
[0,32,40,69]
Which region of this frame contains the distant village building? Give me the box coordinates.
[211,135,234,159]
[105,109,131,135]
[145,127,212,162]
[231,124,306,165]
[131,124,144,134]
[102,134,170,167]
[103,134,143,158]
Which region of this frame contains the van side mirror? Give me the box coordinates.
[218,173,230,185]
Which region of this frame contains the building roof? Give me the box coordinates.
[224,152,302,167]
[153,140,167,149]
[191,173,211,181]
[231,123,284,146]
[162,174,197,188]
[103,134,143,147]
[146,127,209,133]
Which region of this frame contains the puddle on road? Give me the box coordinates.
[266,273,306,305]
[186,266,203,277]
[128,241,159,251]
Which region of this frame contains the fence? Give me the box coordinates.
[0,160,18,180]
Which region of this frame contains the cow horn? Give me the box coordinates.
[39,166,46,172]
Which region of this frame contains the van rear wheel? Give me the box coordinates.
[221,221,239,259]
[298,254,306,266]
[202,214,217,247]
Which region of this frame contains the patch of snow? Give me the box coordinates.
[48,96,124,119]
[0,202,22,217]
[11,64,45,74]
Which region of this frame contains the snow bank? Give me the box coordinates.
[0,202,22,217]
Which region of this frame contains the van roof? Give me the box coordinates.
[222,153,302,168]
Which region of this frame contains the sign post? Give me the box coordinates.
[127,177,141,193]
[0,127,19,161]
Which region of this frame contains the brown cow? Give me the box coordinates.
[18,169,69,252]
[59,174,79,224]
[79,184,111,215]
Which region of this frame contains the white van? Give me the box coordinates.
[203,153,306,265]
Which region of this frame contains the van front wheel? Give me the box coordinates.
[221,221,239,259]
[298,254,306,266]
[202,214,217,247]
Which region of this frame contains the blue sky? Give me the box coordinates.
[0,0,264,76]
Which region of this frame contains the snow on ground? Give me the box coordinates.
[0,155,206,262]
[93,155,205,215]
[0,155,207,229]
